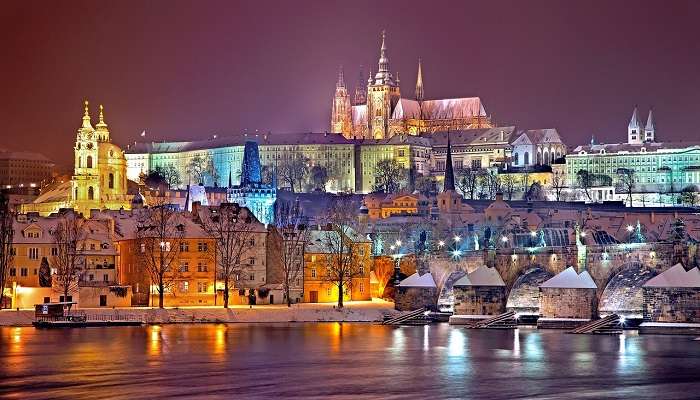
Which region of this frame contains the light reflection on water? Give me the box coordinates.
[1,324,700,399]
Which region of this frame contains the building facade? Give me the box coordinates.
[0,150,55,188]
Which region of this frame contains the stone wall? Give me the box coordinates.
[453,286,506,316]
[539,287,597,319]
[643,287,700,323]
[395,287,438,311]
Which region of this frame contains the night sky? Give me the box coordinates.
[2,0,699,165]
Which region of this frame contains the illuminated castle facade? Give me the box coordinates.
[331,31,493,140]
[22,102,131,216]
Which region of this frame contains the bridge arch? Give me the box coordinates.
[505,265,555,315]
[598,261,659,317]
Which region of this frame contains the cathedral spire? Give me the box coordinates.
[336,66,346,89]
[443,132,456,192]
[96,104,108,129]
[354,65,367,105]
[81,100,93,130]
[415,58,424,101]
[374,30,394,84]
[645,108,655,142]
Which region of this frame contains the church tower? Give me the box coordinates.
[415,58,424,102]
[367,30,400,139]
[628,106,643,145]
[644,108,655,142]
[72,101,102,213]
[353,66,367,105]
[330,67,352,137]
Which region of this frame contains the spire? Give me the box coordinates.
[354,66,367,105]
[415,58,424,101]
[645,108,655,131]
[443,132,456,192]
[367,67,373,84]
[336,66,346,89]
[628,105,641,130]
[96,104,108,131]
[374,30,394,84]
[81,100,93,130]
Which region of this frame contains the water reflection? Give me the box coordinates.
[0,324,698,399]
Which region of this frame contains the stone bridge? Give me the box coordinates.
[428,242,689,316]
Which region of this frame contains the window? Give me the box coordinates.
[198,242,208,252]
[86,155,93,168]
[179,242,189,252]
[181,281,189,292]
[326,287,331,296]
[103,274,109,282]
[471,159,481,169]
[359,282,365,293]
[249,273,255,281]
[99,295,107,307]
[108,173,114,189]
[249,257,255,265]
[9,268,16,276]
[20,268,28,277]
[88,186,94,200]
[311,268,317,278]
[197,282,208,293]
[197,262,207,272]
[51,247,58,256]
[28,248,39,259]
[140,243,145,253]
[359,266,364,275]
[180,262,189,272]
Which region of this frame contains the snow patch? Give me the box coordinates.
[643,263,700,288]
[398,272,437,288]
[540,266,597,289]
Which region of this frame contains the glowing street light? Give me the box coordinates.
[453,235,461,242]
[580,231,587,237]
[389,245,396,251]
[626,225,634,232]
[501,236,508,243]
[530,231,537,237]
[438,240,445,248]
[395,240,402,247]
[452,249,462,258]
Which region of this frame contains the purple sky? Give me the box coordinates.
[2,0,699,165]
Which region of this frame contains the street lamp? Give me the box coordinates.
[454,235,461,242]
[438,240,445,248]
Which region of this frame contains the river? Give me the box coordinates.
[1,324,699,399]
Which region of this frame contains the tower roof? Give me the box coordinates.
[81,100,93,130]
[336,66,346,89]
[95,104,109,134]
[645,108,655,131]
[373,30,395,85]
[443,132,456,192]
[628,106,642,130]
[415,58,424,102]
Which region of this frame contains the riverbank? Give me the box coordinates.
[0,300,398,326]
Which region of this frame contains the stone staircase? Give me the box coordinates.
[383,308,429,326]
[469,310,516,329]
[570,314,622,334]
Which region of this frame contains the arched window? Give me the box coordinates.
[78,157,82,168]
[536,151,542,165]
[109,173,114,189]
[514,153,519,165]
[88,186,94,200]
[74,188,79,200]
[543,151,549,165]
[524,152,530,165]
[87,156,93,169]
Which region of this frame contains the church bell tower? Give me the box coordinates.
[367,30,400,139]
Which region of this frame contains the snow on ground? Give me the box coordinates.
[0,300,398,326]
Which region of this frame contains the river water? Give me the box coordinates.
[1,324,699,399]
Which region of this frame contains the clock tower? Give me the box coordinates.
[366,31,400,139]
[72,101,101,212]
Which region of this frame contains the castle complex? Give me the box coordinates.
[331,31,493,139]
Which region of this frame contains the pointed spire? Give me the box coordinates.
[336,66,346,89]
[443,132,456,192]
[374,30,394,84]
[81,100,93,129]
[415,58,424,101]
[628,105,641,130]
[367,67,373,84]
[645,108,655,131]
[96,104,108,130]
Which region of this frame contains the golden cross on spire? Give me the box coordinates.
[84,100,90,117]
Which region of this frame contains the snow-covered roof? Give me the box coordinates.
[454,266,505,287]
[540,266,598,289]
[398,272,436,288]
[391,99,421,119]
[643,264,700,288]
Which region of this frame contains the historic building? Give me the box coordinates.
[510,129,567,167]
[21,102,131,216]
[0,149,55,188]
[565,107,700,202]
[331,31,493,140]
[226,140,277,225]
[355,134,432,192]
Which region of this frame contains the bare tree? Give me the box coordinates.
[199,203,258,308]
[274,199,309,307]
[320,200,366,308]
[414,175,436,197]
[456,168,478,199]
[0,192,14,309]
[551,170,566,201]
[310,165,329,192]
[136,204,184,308]
[617,168,635,207]
[576,169,594,202]
[51,212,87,303]
[680,186,699,207]
[501,174,517,200]
[521,169,531,196]
[163,165,182,189]
[186,154,207,185]
[278,156,309,192]
[373,159,405,193]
